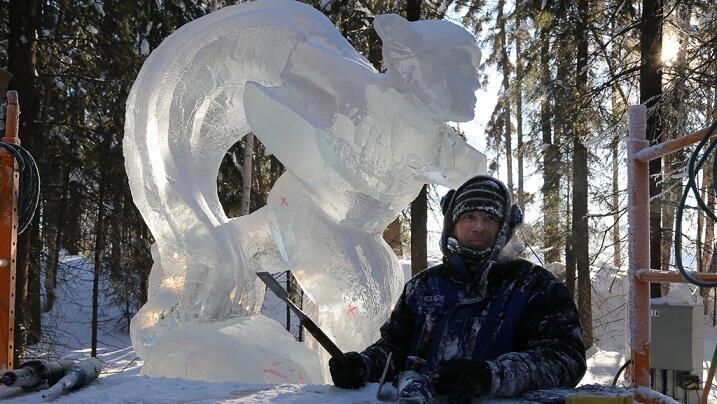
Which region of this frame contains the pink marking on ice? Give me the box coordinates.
[346,303,357,316]
[263,368,290,382]
[280,196,288,207]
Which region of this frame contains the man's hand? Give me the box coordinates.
[329,352,369,389]
[433,359,492,398]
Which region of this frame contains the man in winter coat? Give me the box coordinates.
[329,175,587,400]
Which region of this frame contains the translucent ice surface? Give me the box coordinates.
[124,0,486,383]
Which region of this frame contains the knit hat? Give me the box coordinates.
[450,177,507,223]
[440,175,517,261]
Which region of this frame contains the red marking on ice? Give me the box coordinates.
[280,196,288,207]
[263,368,290,382]
[299,373,305,381]
[347,303,358,316]
[289,367,295,373]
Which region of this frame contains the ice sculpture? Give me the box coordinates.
[124,0,486,383]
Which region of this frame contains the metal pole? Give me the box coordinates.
[0,90,20,371]
[299,286,304,342]
[627,104,651,388]
[286,271,291,332]
[636,270,717,283]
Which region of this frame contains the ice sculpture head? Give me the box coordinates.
[375,14,481,122]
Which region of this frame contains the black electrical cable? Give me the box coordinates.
[674,118,717,288]
[612,359,631,386]
[0,142,40,234]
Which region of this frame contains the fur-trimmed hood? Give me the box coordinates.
[439,175,518,262]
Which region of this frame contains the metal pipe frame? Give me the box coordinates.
[636,270,717,283]
[627,105,651,389]
[627,105,716,400]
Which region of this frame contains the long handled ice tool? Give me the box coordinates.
[256,272,345,360]
[41,357,103,400]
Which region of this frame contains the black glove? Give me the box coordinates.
[329,352,369,389]
[433,359,492,398]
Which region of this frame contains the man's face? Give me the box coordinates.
[453,210,500,250]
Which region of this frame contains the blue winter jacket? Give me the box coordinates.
[361,256,587,397]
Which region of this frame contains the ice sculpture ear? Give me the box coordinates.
[374,14,423,84]
[374,14,422,55]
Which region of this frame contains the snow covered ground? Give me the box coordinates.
[0,253,714,402]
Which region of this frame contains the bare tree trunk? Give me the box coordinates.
[44,147,72,312]
[711,60,717,318]
[109,192,124,280]
[45,225,61,312]
[383,218,403,257]
[610,83,623,268]
[64,180,83,255]
[540,26,561,264]
[8,0,43,360]
[411,186,428,276]
[515,33,525,212]
[704,159,716,273]
[607,0,631,270]
[611,135,621,268]
[25,233,42,347]
[498,0,512,191]
[660,165,683,299]
[701,162,714,312]
[574,1,592,349]
[91,132,112,358]
[700,54,716,311]
[641,0,664,297]
[660,152,675,276]
[661,2,689,296]
[240,133,254,216]
[698,170,707,309]
[252,143,266,206]
[36,52,58,313]
[555,27,570,278]
[92,177,105,358]
[406,0,420,20]
[407,0,426,275]
[565,195,575,295]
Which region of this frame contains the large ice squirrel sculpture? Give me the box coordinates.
[124,0,486,383]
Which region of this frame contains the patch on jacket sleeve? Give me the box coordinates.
[417,294,446,314]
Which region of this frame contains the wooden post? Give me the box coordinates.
[0,90,20,371]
